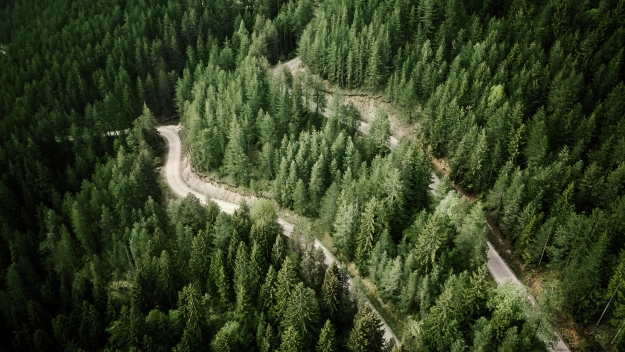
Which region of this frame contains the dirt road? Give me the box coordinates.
[157,125,400,345]
[285,57,569,351]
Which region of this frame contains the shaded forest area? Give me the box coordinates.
[1,0,624,351]
[175,1,562,351]
[296,0,625,349]
[0,0,370,351]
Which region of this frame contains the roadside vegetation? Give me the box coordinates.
[296,0,625,349]
[0,0,395,350]
[1,0,623,351]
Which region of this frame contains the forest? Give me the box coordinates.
[0,0,623,351]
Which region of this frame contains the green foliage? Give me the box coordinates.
[356,198,383,271]
[317,319,338,352]
[278,326,302,352]
[5,0,625,349]
[366,108,391,158]
[347,304,385,352]
[321,264,343,320]
[298,0,625,338]
[223,117,250,186]
[282,282,321,346]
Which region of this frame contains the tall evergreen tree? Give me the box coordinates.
[347,304,385,352]
[317,319,337,352]
[223,117,249,186]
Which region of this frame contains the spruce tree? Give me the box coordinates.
[210,249,230,307]
[347,304,385,352]
[309,154,326,212]
[333,200,358,261]
[223,117,249,186]
[292,178,309,215]
[272,235,286,269]
[321,263,342,319]
[259,265,278,321]
[356,198,380,271]
[278,326,302,352]
[275,257,299,318]
[317,319,337,352]
[234,241,250,316]
[249,240,264,294]
[176,284,205,350]
[282,282,321,347]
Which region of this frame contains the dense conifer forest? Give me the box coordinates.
[296,0,625,349]
[0,0,624,351]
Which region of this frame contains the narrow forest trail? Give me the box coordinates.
[282,57,570,351]
[158,125,400,345]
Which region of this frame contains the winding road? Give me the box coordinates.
[283,57,569,351]
[158,125,399,344]
[157,57,570,351]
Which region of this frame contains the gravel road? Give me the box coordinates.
[158,56,570,350]
[288,49,571,350]
[158,125,400,344]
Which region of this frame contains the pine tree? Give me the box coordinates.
[382,167,405,232]
[249,240,264,296]
[400,146,430,214]
[210,321,240,352]
[454,202,488,272]
[470,317,493,352]
[274,157,290,205]
[259,110,277,147]
[106,304,144,350]
[321,263,342,319]
[189,230,211,288]
[292,178,308,215]
[260,322,275,352]
[319,182,340,233]
[422,275,465,351]
[419,0,436,36]
[467,127,488,191]
[300,245,327,292]
[234,241,251,316]
[366,109,391,158]
[257,267,276,317]
[317,319,337,352]
[365,43,382,91]
[379,256,402,300]
[261,143,275,179]
[333,200,358,260]
[210,249,230,306]
[275,257,299,318]
[498,327,519,352]
[413,213,450,273]
[282,282,321,346]
[285,160,299,206]
[309,154,326,213]
[347,304,385,352]
[223,117,249,186]
[356,198,380,271]
[272,235,286,269]
[606,250,625,326]
[177,284,205,350]
[278,326,302,352]
[524,109,549,169]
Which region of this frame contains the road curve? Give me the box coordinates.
[158,125,400,344]
[159,126,239,214]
